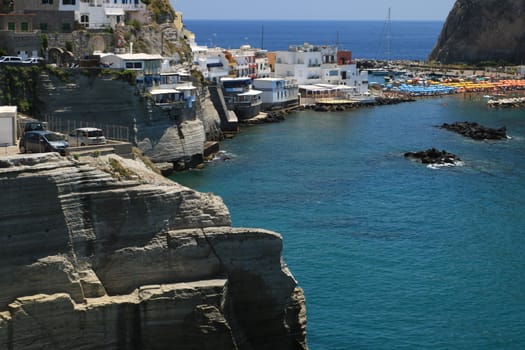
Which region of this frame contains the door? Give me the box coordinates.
[0,118,13,145]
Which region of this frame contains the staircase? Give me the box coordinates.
[208,84,239,133]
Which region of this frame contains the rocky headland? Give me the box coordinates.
[429,0,525,64]
[0,153,307,349]
[440,121,508,140]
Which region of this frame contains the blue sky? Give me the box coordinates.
[171,0,457,21]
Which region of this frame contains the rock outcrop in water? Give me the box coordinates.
[429,0,525,64]
[404,148,461,166]
[440,121,508,140]
[0,153,307,350]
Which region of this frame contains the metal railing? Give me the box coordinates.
[42,115,130,142]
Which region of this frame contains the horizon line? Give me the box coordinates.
[182,18,446,22]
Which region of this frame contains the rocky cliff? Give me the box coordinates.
[429,0,525,64]
[37,70,222,165]
[0,153,307,349]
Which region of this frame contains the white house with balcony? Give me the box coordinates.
[76,0,147,29]
[319,65,369,95]
[99,52,163,74]
[274,43,323,84]
[191,45,231,82]
[252,78,299,110]
[274,43,368,95]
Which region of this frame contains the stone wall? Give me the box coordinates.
[0,153,308,349]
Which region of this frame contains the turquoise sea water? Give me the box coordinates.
[172,96,525,349]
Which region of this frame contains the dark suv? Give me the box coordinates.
[19,130,69,156]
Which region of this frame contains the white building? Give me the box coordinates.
[252,78,299,110]
[255,51,271,78]
[274,43,323,84]
[0,106,17,146]
[76,0,147,29]
[320,65,369,95]
[191,45,231,82]
[99,53,163,74]
[274,43,368,95]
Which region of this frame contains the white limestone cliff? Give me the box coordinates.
[0,153,307,350]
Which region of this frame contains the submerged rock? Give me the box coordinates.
[404,148,461,165]
[440,121,507,140]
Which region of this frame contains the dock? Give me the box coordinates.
[488,97,525,108]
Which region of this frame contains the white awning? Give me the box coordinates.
[105,8,125,16]
[238,90,262,96]
[176,85,197,91]
[150,89,180,95]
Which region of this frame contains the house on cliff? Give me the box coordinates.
[13,0,76,32]
[191,45,231,82]
[99,52,198,119]
[76,0,148,29]
[0,0,77,57]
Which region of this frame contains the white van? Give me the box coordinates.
[0,56,23,64]
[68,127,106,146]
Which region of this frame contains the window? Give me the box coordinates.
[21,22,29,32]
[80,14,89,27]
[62,22,71,32]
[125,61,143,69]
[62,0,76,4]
[42,0,53,4]
[40,23,48,31]
[7,22,15,31]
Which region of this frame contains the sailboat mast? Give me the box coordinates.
[261,24,264,50]
[386,7,391,61]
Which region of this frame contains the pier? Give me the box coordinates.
[488,96,525,108]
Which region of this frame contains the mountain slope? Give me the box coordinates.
[429,0,525,64]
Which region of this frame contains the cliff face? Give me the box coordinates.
[429,0,525,64]
[38,70,222,164]
[0,153,307,350]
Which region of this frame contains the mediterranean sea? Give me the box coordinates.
[172,95,525,349]
[175,19,525,349]
[184,19,444,61]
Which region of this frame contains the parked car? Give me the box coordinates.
[23,121,48,134]
[0,56,23,64]
[22,57,45,65]
[19,130,69,156]
[67,127,106,146]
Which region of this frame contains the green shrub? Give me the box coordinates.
[129,19,142,31]
[109,158,135,179]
